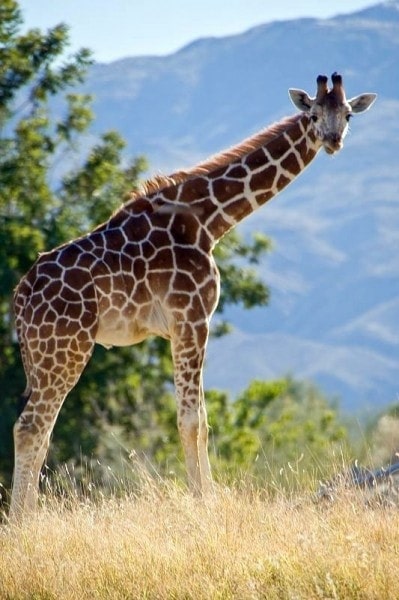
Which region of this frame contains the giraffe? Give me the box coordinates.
[10,72,376,518]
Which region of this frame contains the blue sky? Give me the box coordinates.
[19,0,377,63]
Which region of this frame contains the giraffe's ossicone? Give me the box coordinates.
[10,73,376,519]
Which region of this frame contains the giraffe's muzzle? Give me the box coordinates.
[323,134,343,155]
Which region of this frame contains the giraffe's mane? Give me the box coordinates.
[127,113,303,205]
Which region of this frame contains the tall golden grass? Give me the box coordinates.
[1,466,399,600]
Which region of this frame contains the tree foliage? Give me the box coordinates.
[205,377,348,486]
[0,1,274,490]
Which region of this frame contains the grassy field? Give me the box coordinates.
[1,471,399,600]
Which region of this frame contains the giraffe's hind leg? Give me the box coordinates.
[11,398,55,518]
[10,335,95,521]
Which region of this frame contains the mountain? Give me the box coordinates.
[78,1,399,412]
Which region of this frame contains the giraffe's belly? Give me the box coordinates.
[95,301,170,348]
[95,323,149,348]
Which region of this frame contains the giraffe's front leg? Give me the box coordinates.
[171,322,213,496]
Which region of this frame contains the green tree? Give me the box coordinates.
[204,377,349,487]
[0,1,272,493]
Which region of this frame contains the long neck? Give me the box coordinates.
[143,113,321,247]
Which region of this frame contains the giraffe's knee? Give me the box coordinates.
[178,407,200,444]
[13,412,42,450]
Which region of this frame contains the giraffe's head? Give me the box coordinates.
[288,72,376,154]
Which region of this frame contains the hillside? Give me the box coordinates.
[78,1,399,411]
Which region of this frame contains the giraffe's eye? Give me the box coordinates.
[346,113,352,122]
[310,115,318,123]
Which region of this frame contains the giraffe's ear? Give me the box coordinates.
[288,89,314,112]
[348,93,377,113]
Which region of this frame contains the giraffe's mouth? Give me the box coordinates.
[324,146,336,155]
[324,142,343,155]
[323,137,343,155]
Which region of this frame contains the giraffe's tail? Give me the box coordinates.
[13,277,34,416]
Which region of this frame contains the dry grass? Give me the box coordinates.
[1,471,399,600]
